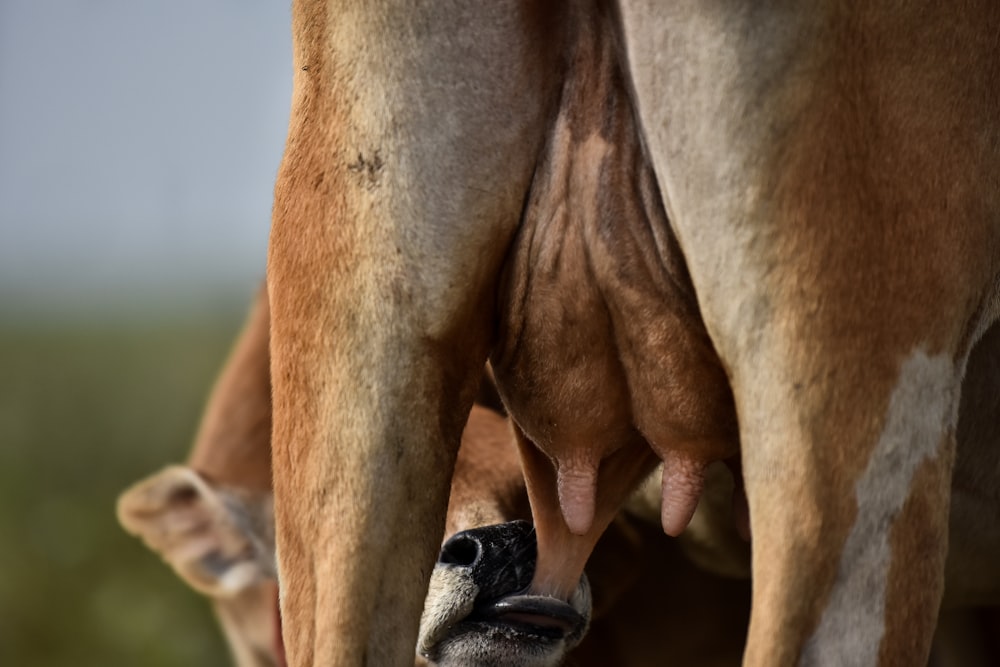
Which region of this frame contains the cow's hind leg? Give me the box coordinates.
[617,1,1000,662]
[736,340,964,666]
[267,2,564,665]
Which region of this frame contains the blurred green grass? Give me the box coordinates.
[0,313,245,666]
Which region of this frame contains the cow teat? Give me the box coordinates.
[556,462,599,536]
[659,451,708,537]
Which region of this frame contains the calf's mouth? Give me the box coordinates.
[418,520,591,667]
[473,594,585,638]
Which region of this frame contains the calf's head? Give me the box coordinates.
[415,405,591,667]
[118,405,594,667]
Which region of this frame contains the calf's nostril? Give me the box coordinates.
[439,533,481,567]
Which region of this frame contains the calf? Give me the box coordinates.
[117,287,751,667]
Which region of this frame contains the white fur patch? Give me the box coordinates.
[802,350,958,665]
[417,566,480,659]
[216,561,267,597]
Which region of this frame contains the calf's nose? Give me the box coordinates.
[438,520,536,598]
[438,532,482,567]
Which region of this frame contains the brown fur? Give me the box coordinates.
[267,3,569,663]
[881,454,954,666]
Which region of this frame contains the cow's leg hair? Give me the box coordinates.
[267,2,565,665]
[617,0,1000,663]
[738,344,961,666]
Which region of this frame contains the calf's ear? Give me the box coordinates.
[116,465,275,598]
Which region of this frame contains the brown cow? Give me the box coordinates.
[117,287,752,667]
[266,0,1000,664]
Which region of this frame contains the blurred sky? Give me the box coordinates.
[0,0,293,318]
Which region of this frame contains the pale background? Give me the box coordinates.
[0,2,293,665]
[0,0,291,319]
